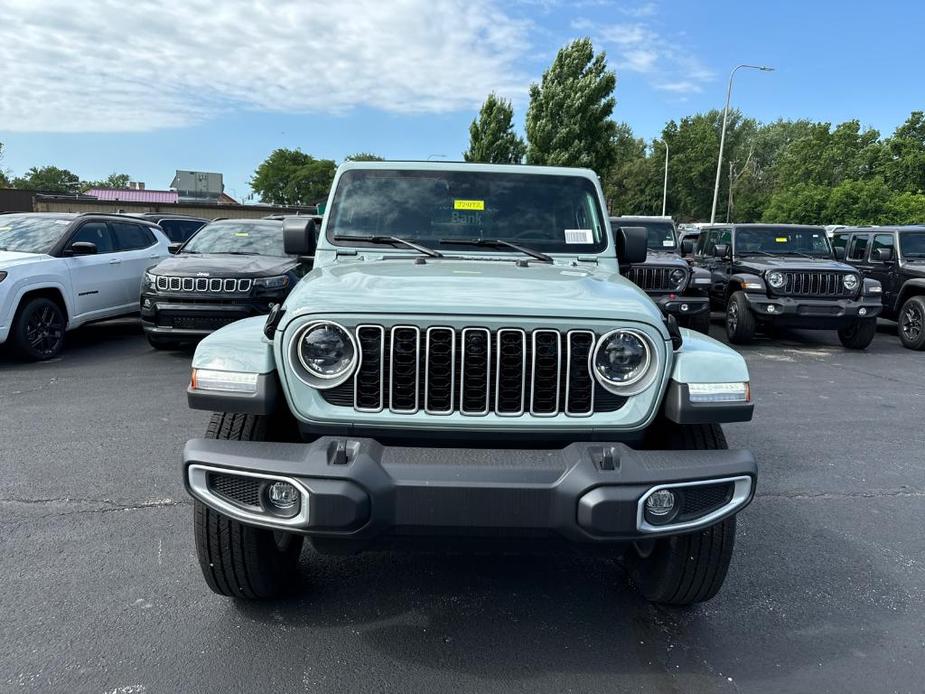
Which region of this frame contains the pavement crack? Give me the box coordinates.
[0,497,191,527]
[758,487,924,500]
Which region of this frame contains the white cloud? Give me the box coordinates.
[0,0,531,132]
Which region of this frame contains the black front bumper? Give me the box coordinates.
[141,295,275,336]
[183,437,756,545]
[653,294,710,318]
[742,292,881,328]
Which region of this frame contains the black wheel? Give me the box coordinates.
[897,296,925,350]
[12,297,66,361]
[193,413,304,599]
[146,333,182,350]
[725,291,756,344]
[837,318,877,350]
[625,421,738,605]
[682,311,711,335]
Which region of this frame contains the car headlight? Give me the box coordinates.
[669,268,687,290]
[592,329,657,394]
[143,272,157,290]
[293,321,357,387]
[766,271,785,289]
[843,273,859,291]
[255,275,289,290]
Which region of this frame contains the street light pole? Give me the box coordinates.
[660,140,669,217]
[710,64,774,224]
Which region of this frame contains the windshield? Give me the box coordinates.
[734,227,832,257]
[327,169,607,254]
[0,214,73,254]
[617,220,676,250]
[181,220,288,256]
[900,232,925,259]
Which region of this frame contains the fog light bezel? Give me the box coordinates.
[636,476,753,534]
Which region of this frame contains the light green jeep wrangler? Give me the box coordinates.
[183,162,757,605]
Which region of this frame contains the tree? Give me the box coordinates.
[525,38,618,176]
[12,166,80,194]
[250,149,336,205]
[344,152,385,162]
[80,172,131,192]
[0,142,10,188]
[882,111,925,194]
[463,93,526,164]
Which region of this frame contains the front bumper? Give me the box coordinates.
[654,294,710,317]
[742,292,881,327]
[182,437,756,544]
[141,294,277,336]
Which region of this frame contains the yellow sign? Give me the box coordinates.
[454,199,485,211]
[775,237,788,243]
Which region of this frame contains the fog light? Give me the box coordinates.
[264,481,300,518]
[859,307,867,317]
[644,489,676,524]
[767,305,775,313]
[680,303,689,312]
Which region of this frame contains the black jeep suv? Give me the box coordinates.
[131,213,209,244]
[692,224,883,348]
[833,225,925,350]
[612,216,711,332]
[141,217,316,349]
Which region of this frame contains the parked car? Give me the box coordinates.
[181,161,758,606]
[611,216,711,332]
[833,225,925,349]
[0,212,170,360]
[129,213,209,244]
[692,224,883,348]
[141,217,315,349]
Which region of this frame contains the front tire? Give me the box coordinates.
[837,317,877,350]
[897,296,925,350]
[625,421,738,605]
[11,297,66,361]
[193,413,304,599]
[725,291,756,344]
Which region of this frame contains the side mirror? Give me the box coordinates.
[168,242,183,255]
[614,226,648,265]
[681,239,694,256]
[713,244,729,259]
[70,241,97,255]
[283,218,317,257]
[833,246,846,260]
[873,247,894,262]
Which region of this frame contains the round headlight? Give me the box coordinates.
[593,330,651,388]
[297,322,356,379]
[669,268,687,290]
[767,271,785,289]
[843,273,859,291]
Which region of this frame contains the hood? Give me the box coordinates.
[635,250,685,268]
[151,253,296,277]
[284,258,664,324]
[0,250,49,270]
[736,256,853,272]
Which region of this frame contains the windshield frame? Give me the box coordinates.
[0,214,75,255]
[179,219,291,257]
[324,167,610,257]
[732,226,834,259]
[614,218,677,252]
[899,231,925,260]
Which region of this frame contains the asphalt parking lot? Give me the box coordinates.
[1,318,923,694]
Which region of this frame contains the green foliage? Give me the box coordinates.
[344,152,385,162]
[464,93,526,164]
[525,38,618,176]
[250,149,336,205]
[0,142,10,188]
[12,166,80,194]
[80,172,131,192]
[886,191,925,224]
[882,111,925,194]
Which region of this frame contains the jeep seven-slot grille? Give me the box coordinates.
[155,275,253,293]
[624,266,685,291]
[337,326,626,417]
[776,271,851,297]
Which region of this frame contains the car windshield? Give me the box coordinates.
[900,232,925,258]
[734,227,832,257]
[625,220,676,250]
[327,169,607,254]
[181,220,288,256]
[0,214,73,254]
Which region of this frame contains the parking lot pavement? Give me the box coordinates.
[2,317,923,693]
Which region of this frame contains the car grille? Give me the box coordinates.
[328,325,626,417]
[624,265,686,291]
[156,312,245,330]
[155,275,252,293]
[776,271,851,297]
[207,472,261,509]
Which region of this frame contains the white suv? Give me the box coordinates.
[0,212,171,360]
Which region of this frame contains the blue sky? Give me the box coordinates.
[2,0,923,202]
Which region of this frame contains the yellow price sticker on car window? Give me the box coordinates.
[234,232,249,237]
[454,199,485,211]
[775,237,788,243]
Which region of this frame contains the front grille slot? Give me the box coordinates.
[495,329,526,415]
[425,327,455,414]
[460,328,491,414]
[779,271,849,297]
[389,326,420,413]
[566,331,595,416]
[207,472,261,509]
[531,330,561,416]
[355,325,385,411]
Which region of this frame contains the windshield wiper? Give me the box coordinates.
[334,234,443,258]
[439,238,553,263]
[737,250,777,258]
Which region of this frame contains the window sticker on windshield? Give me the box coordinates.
[454,199,485,211]
[775,237,788,243]
[564,229,593,244]
[662,240,674,247]
[54,220,70,224]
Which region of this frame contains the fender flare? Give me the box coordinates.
[896,278,925,312]
[728,273,766,297]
